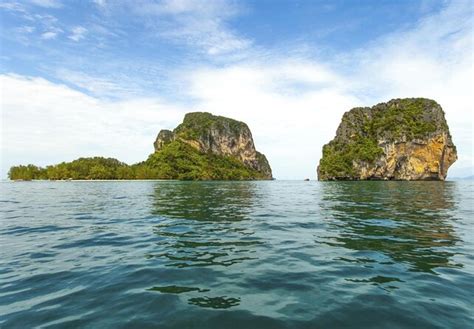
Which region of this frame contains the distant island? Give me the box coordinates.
[8,112,273,181]
[318,98,457,181]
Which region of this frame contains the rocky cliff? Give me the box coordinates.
[150,112,272,180]
[317,98,457,181]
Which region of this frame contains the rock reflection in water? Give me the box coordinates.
[147,181,261,268]
[188,296,241,309]
[320,181,461,274]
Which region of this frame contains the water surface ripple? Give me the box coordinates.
[1,181,473,328]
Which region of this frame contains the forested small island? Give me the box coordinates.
[9,112,272,181]
[318,98,457,181]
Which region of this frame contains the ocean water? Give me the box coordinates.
[1,180,473,328]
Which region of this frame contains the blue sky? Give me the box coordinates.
[1,0,473,179]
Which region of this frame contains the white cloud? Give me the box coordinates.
[68,26,87,41]
[40,31,58,39]
[0,74,187,178]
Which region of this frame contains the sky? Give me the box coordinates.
[1,0,473,179]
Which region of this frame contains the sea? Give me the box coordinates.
[1,180,473,328]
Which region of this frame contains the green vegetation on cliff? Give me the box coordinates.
[174,112,247,140]
[145,140,268,180]
[318,98,447,180]
[319,138,384,178]
[363,98,439,140]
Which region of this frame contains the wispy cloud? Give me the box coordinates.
[68,26,87,41]
[38,16,63,40]
[0,1,25,12]
[30,0,62,8]
[16,25,35,33]
[55,69,142,98]
[93,0,107,8]
[122,0,251,55]
[1,5,64,44]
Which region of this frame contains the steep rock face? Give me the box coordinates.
[153,129,175,151]
[153,112,272,179]
[318,98,457,181]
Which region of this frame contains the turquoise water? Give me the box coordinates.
[1,181,473,328]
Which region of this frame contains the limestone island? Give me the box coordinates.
[317,98,457,181]
[8,112,273,180]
